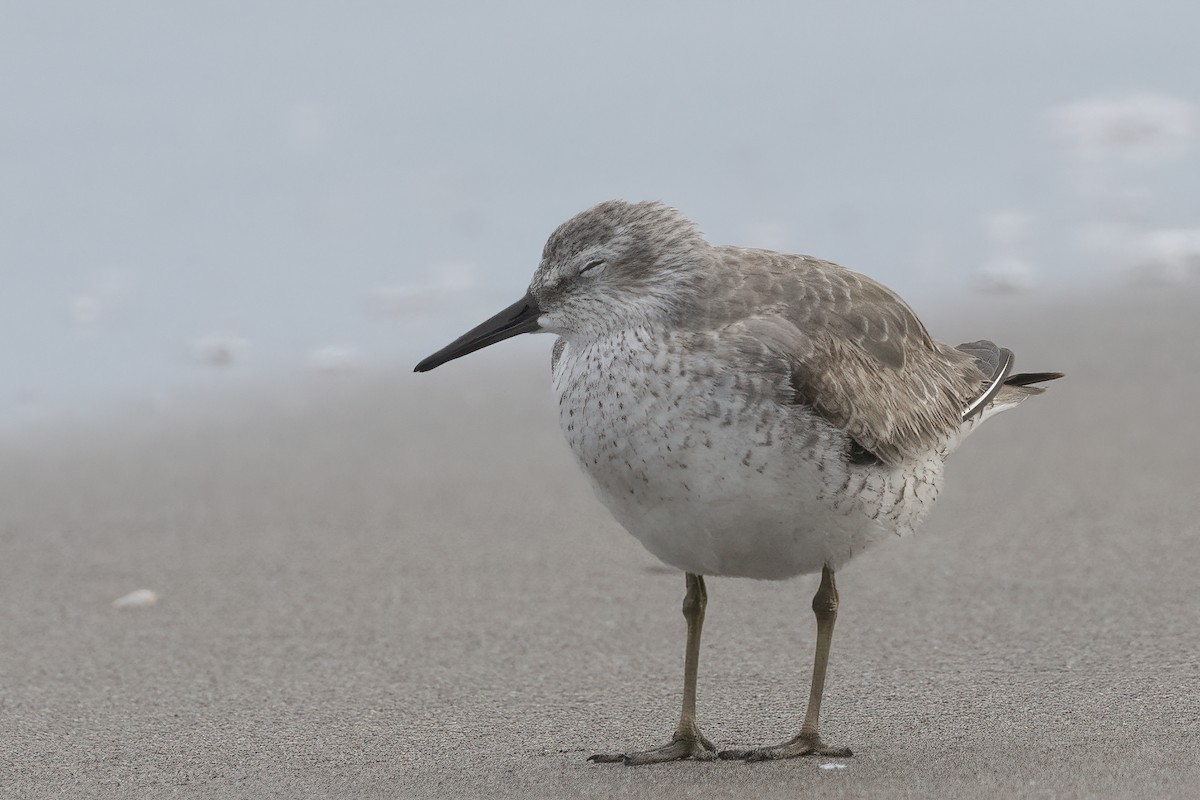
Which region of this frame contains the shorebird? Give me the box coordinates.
[414,200,1061,765]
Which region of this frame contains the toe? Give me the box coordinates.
[587,752,627,763]
[591,734,716,766]
[623,742,686,766]
[718,736,853,762]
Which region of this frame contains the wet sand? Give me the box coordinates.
[2,284,1199,798]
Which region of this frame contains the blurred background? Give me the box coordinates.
[5,5,1200,795]
[2,0,1198,432]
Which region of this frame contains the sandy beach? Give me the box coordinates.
[2,283,1199,799]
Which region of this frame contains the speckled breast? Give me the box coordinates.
[550,330,945,578]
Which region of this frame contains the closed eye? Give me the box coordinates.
[580,259,605,275]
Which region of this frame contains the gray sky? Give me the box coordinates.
[2,1,1197,427]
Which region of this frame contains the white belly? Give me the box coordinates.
[552,334,944,580]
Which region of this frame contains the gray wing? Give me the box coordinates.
[705,248,990,464]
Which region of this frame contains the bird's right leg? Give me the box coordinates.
[589,572,716,765]
[719,566,852,761]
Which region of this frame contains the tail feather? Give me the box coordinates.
[956,340,1015,422]
[954,341,1063,426]
[1004,371,1065,388]
[991,370,1064,408]
[947,349,1062,451]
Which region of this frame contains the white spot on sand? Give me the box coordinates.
[819,762,847,770]
[112,589,158,609]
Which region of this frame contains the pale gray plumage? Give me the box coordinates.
[416,199,1062,765]
[543,201,1026,465]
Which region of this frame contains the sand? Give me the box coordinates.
[2,284,1199,798]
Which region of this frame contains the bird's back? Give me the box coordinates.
[678,247,993,464]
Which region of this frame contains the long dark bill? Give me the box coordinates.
[413,293,542,372]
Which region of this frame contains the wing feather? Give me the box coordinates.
[702,249,987,464]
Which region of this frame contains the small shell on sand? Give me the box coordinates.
[112,589,158,609]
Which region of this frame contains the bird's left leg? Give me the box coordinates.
[720,565,853,761]
[589,572,717,765]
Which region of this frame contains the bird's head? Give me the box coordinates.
[414,200,710,372]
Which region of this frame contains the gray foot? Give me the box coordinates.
[589,731,717,765]
[718,733,852,762]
